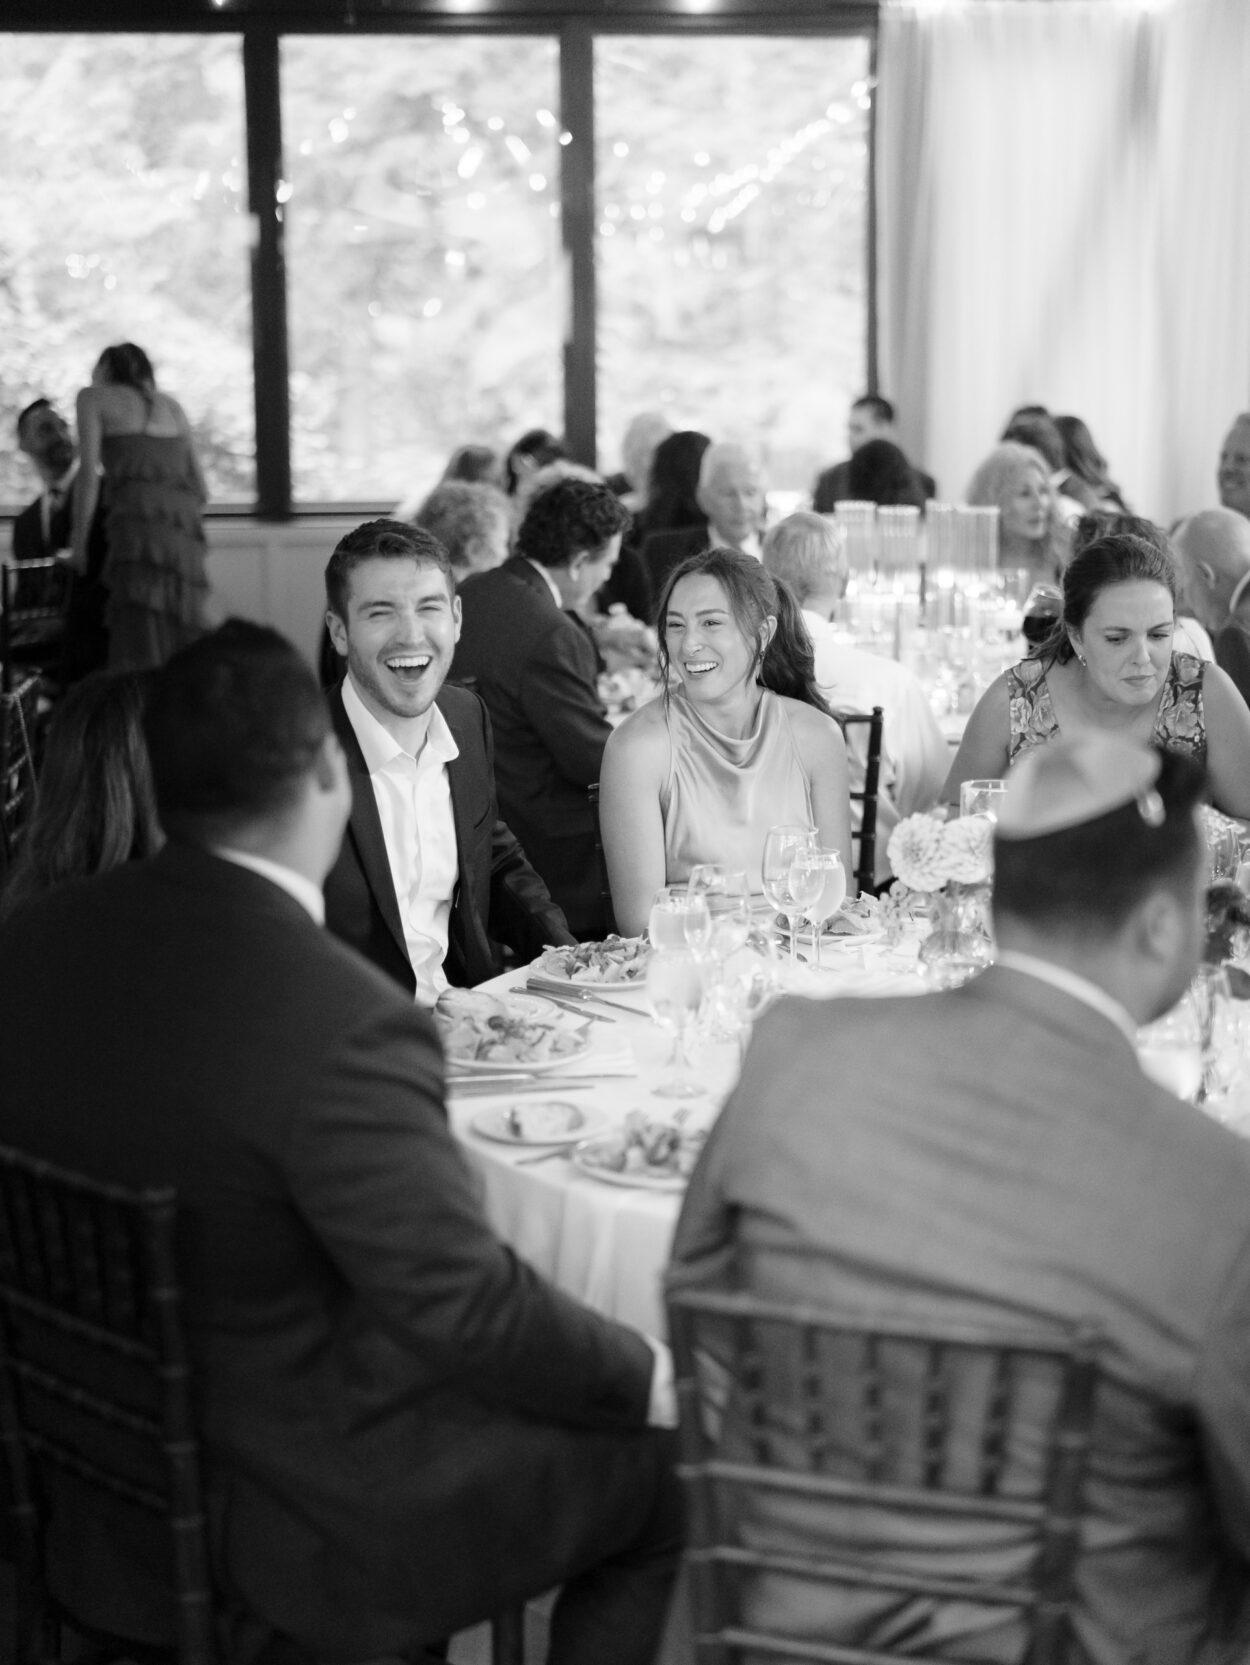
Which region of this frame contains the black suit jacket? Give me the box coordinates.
[639,524,717,616]
[811,459,937,513]
[324,679,574,993]
[453,557,612,937]
[10,484,109,680]
[0,844,654,1652]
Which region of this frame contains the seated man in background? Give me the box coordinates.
[323,518,575,1000]
[670,735,1250,1658]
[762,510,947,884]
[1218,412,1250,521]
[452,477,630,940]
[1174,507,1250,708]
[412,478,511,578]
[640,440,766,603]
[811,393,936,512]
[0,620,681,1665]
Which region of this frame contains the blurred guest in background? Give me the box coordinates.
[812,394,935,512]
[1218,412,1250,520]
[632,429,712,549]
[1174,507,1250,708]
[72,341,208,672]
[844,438,929,510]
[502,426,566,497]
[453,478,629,939]
[966,440,1070,588]
[606,410,672,512]
[762,512,947,885]
[322,519,574,999]
[601,549,851,935]
[1000,408,1093,519]
[411,480,510,579]
[1054,413,1131,514]
[441,442,499,486]
[0,670,160,918]
[945,530,1250,817]
[641,442,767,607]
[11,396,109,679]
[670,733,1250,1658]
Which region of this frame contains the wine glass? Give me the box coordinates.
[790,846,847,970]
[687,865,752,958]
[959,779,1007,822]
[644,948,705,1099]
[761,825,817,963]
[648,884,708,952]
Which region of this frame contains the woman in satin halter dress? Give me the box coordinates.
[944,530,1250,819]
[71,341,209,672]
[600,548,853,938]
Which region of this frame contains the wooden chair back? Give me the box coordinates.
[666,1286,1100,1665]
[1,560,73,694]
[0,1146,217,1665]
[0,676,41,886]
[839,705,884,894]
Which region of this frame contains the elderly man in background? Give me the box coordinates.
[640,440,767,604]
[1218,412,1250,522]
[1174,506,1250,708]
[670,734,1250,1658]
[607,410,672,512]
[411,479,511,578]
[453,477,630,939]
[763,510,947,884]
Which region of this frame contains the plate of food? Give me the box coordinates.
[535,935,651,990]
[571,1111,708,1191]
[471,1101,598,1146]
[821,895,886,948]
[436,989,592,1073]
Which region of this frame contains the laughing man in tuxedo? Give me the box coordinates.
[0,620,682,1662]
[322,517,575,999]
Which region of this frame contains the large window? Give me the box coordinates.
[0,34,252,503]
[596,35,871,493]
[282,36,563,504]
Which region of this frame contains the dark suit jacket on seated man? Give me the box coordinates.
[453,478,630,938]
[322,518,576,1000]
[669,735,1250,1661]
[0,620,681,1664]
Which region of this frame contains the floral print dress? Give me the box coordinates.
[1007,652,1207,763]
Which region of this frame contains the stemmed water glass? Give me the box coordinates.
[789,846,847,970]
[646,885,709,1098]
[761,825,817,963]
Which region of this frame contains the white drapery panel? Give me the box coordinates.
[877,0,1250,527]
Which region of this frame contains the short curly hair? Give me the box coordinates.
[514,477,631,569]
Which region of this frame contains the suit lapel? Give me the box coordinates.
[437,688,477,918]
[330,685,410,968]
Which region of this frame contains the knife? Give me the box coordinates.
[525,978,646,1017]
[525,990,616,1025]
[448,1078,604,1097]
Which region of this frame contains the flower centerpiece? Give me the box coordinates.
[885,813,995,987]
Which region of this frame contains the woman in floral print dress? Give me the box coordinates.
[943,531,1250,818]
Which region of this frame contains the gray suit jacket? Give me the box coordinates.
[670,965,1250,1661]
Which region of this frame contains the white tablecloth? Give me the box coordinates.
[449,944,926,1336]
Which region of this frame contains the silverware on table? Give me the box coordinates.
[526,990,616,1024]
[511,1146,574,1167]
[524,978,645,1017]
[447,1076,609,1096]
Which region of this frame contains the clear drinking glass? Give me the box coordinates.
[761,825,817,964]
[789,846,847,970]
[959,778,1008,822]
[644,948,705,1099]
[648,884,708,952]
[688,865,752,958]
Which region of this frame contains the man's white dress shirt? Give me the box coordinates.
[342,674,460,1007]
[802,608,949,882]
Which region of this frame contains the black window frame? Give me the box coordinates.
[4,0,878,520]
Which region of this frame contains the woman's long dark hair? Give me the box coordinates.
[1036,531,1179,666]
[638,430,712,537]
[96,342,156,395]
[656,548,832,716]
[1,671,162,917]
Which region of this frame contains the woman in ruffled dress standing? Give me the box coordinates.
[71,342,208,671]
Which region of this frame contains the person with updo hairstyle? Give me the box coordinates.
[944,531,1250,817]
[1054,414,1130,514]
[600,547,852,934]
[72,341,208,671]
[966,440,1071,591]
[1,670,162,918]
[844,438,928,510]
[502,427,567,497]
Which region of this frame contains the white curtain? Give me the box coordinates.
[876,0,1250,527]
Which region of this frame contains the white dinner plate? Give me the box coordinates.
[534,942,651,992]
[471,1101,599,1146]
[820,926,886,950]
[440,991,593,1073]
[571,1136,688,1192]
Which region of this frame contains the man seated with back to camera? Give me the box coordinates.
[322,517,576,1000]
[0,620,682,1664]
[669,735,1250,1659]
